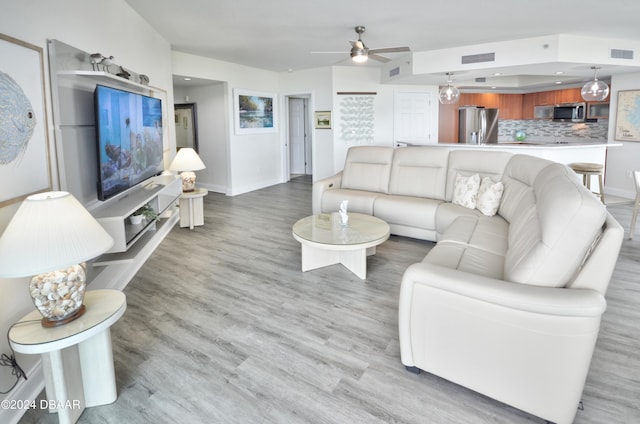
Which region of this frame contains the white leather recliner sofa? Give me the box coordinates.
[313,146,623,424]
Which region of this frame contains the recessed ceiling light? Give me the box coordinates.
[184,77,191,81]
[493,72,502,76]
[555,71,564,75]
[555,81,563,84]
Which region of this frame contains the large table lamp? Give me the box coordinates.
[0,191,114,327]
[169,147,206,192]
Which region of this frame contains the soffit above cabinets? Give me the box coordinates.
[382,34,640,92]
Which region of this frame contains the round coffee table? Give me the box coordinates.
[292,213,390,279]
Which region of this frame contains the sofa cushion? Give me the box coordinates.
[477,177,504,217]
[445,150,512,202]
[321,189,380,215]
[499,154,552,223]
[374,194,442,231]
[452,173,480,209]
[434,202,483,239]
[504,163,607,287]
[341,146,394,193]
[388,147,449,199]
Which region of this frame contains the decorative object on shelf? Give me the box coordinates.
[338,200,349,226]
[0,191,114,327]
[0,33,52,207]
[139,74,149,85]
[314,110,332,129]
[130,203,156,225]
[614,89,640,142]
[116,66,131,80]
[169,147,206,192]
[581,66,609,102]
[439,72,460,105]
[89,53,115,72]
[514,130,526,141]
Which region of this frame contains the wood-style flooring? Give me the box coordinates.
[21,175,640,423]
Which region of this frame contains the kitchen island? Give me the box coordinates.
[432,140,620,166]
[428,140,621,196]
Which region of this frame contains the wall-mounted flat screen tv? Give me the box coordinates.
[94,84,164,201]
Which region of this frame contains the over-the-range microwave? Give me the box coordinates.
[553,102,586,122]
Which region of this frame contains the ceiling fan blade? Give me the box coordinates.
[368,46,411,55]
[368,53,391,63]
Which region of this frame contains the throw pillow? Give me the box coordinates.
[477,177,504,216]
[452,173,480,209]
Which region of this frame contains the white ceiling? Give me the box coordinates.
[126,0,640,90]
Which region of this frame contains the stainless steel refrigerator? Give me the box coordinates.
[458,107,499,144]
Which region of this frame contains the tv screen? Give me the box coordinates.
[94,84,164,200]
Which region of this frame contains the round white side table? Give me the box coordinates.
[9,289,126,424]
[179,187,208,229]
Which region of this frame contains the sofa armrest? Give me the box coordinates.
[399,262,606,318]
[312,172,343,215]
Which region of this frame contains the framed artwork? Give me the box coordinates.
[314,111,332,129]
[234,89,277,134]
[615,89,640,141]
[0,33,52,207]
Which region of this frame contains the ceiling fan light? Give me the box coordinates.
[581,67,609,101]
[351,48,368,63]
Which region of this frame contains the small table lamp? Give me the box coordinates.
[169,147,206,192]
[0,192,114,327]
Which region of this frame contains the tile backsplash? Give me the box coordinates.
[498,119,609,142]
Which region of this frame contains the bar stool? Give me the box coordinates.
[569,162,605,203]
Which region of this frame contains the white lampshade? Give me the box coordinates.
[169,147,206,172]
[0,191,114,278]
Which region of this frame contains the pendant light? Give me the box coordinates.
[581,66,609,102]
[439,72,460,105]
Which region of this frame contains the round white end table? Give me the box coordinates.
[179,187,208,229]
[9,289,126,424]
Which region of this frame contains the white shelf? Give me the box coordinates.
[91,175,182,254]
[57,70,164,93]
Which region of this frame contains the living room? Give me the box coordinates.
[1,1,639,423]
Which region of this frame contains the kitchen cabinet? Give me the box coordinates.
[458,93,522,119]
[587,102,609,119]
[554,88,582,104]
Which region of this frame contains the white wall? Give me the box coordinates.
[174,83,229,193]
[279,67,334,180]
[605,71,640,199]
[172,51,282,195]
[0,1,173,421]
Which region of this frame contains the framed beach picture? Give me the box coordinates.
[615,89,640,141]
[234,89,278,135]
[314,111,332,129]
[0,33,52,207]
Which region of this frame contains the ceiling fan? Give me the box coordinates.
[313,26,410,64]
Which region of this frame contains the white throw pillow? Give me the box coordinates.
[452,173,480,209]
[477,177,504,216]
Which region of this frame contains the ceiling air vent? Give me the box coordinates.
[389,67,400,77]
[610,49,634,60]
[461,52,495,64]
[475,77,487,83]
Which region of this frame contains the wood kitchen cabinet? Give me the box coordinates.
[554,87,582,104]
[458,93,523,119]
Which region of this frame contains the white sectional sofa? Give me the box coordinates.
[312,145,623,424]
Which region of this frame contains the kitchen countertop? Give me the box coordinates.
[436,140,621,149]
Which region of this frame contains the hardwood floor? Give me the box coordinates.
[21,175,640,423]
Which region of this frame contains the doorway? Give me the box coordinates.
[287,96,312,179]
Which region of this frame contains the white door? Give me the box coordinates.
[289,98,309,175]
[394,91,433,145]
